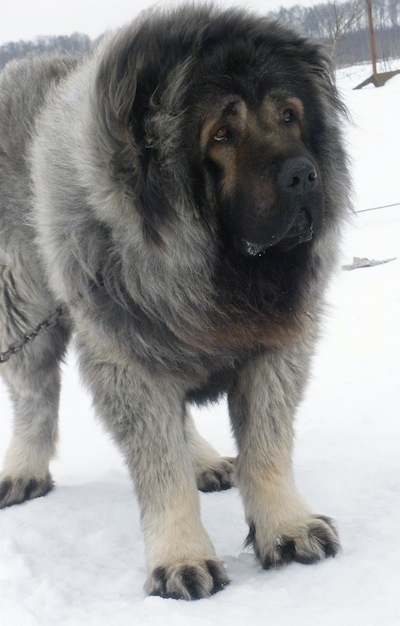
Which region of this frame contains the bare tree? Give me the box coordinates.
[303,0,365,56]
[387,0,400,27]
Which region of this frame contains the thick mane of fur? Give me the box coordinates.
[26,5,350,367]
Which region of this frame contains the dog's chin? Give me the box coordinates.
[239,209,315,257]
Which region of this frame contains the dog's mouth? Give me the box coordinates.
[279,208,315,249]
[240,209,314,257]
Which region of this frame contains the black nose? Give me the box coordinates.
[278,157,318,196]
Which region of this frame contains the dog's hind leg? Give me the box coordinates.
[0,267,71,508]
[184,410,235,492]
[0,332,70,508]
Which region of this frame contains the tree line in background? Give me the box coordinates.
[0,33,92,71]
[0,0,399,71]
[276,0,400,67]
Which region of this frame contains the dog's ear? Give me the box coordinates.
[95,33,141,147]
[290,35,347,118]
[94,33,177,247]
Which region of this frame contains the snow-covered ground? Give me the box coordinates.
[1,59,400,625]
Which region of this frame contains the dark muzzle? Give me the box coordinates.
[240,156,321,257]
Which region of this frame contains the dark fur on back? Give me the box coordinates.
[0,5,350,600]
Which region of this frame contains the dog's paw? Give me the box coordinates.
[146,558,230,600]
[247,515,340,569]
[0,474,54,509]
[196,457,235,492]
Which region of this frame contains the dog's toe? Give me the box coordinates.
[247,515,341,569]
[0,474,54,509]
[196,457,235,492]
[146,558,230,600]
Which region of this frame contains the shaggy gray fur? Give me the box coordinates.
[0,6,350,600]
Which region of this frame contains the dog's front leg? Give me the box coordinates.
[78,343,229,600]
[228,345,340,569]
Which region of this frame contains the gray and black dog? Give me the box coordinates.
[0,6,350,600]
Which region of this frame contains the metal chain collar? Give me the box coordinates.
[0,305,67,364]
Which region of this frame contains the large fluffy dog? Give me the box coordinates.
[0,6,350,599]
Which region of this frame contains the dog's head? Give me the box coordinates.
[199,94,323,257]
[95,8,347,258]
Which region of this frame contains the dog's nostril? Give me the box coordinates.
[289,176,300,188]
[308,170,317,182]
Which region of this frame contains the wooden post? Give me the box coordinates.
[365,0,377,78]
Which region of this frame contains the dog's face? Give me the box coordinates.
[200,93,324,257]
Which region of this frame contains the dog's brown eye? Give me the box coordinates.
[214,127,233,143]
[283,109,295,124]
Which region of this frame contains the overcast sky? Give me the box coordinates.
[1,0,322,45]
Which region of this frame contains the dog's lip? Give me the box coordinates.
[284,208,314,243]
[240,210,314,257]
[240,240,272,256]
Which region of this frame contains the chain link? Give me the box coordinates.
[0,305,67,364]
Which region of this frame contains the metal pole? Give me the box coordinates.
[365,0,377,77]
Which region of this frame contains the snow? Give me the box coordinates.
[1,62,400,625]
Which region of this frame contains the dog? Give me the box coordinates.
[0,5,350,600]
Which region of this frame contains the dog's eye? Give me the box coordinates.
[214,126,234,143]
[283,109,295,124]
